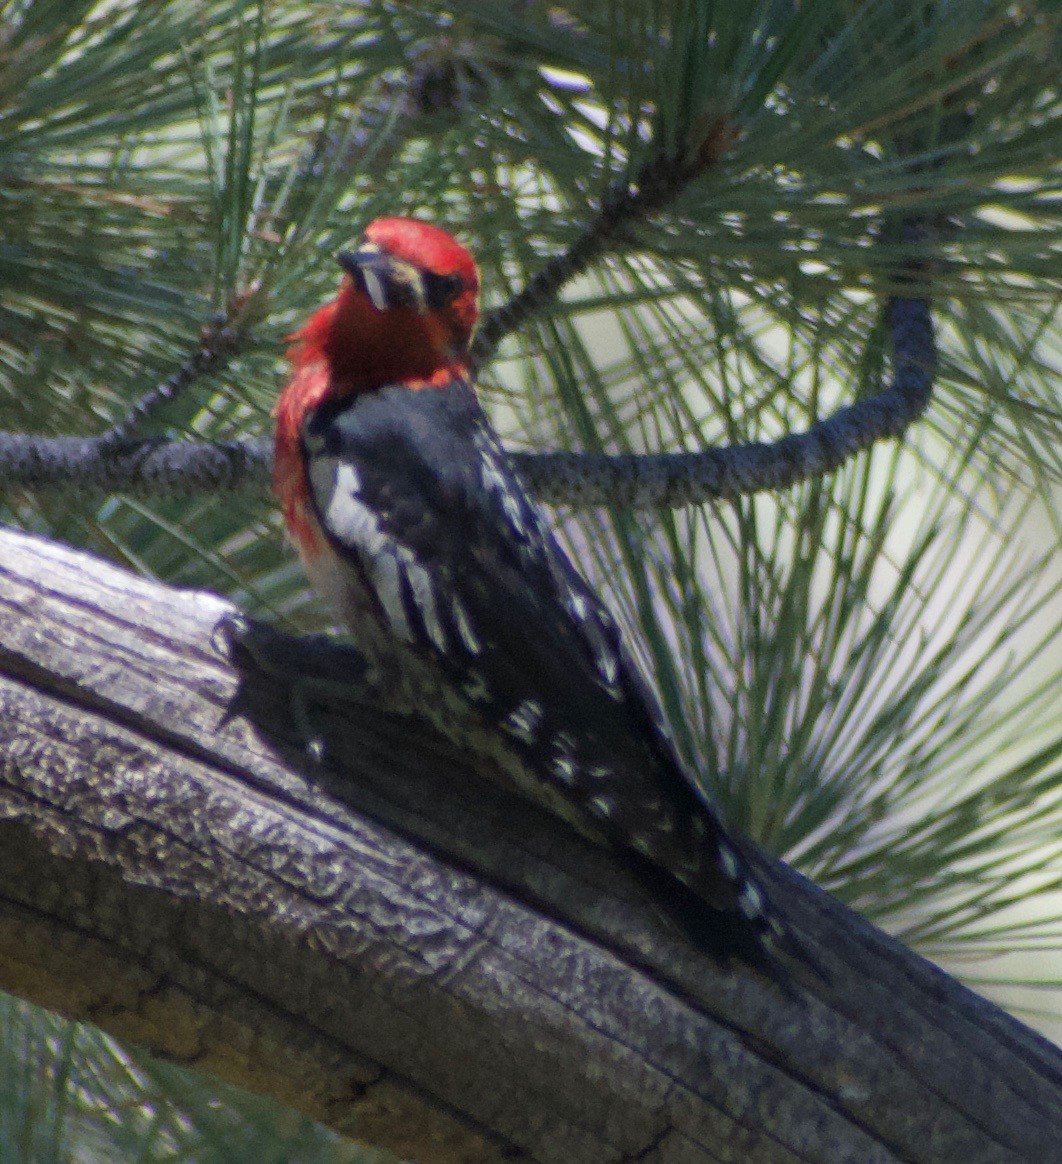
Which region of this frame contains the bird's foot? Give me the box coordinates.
[213,611,376,762]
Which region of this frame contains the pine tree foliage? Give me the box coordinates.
[0,0,1058,1157]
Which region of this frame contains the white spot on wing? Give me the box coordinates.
[370,551,413,640]
[479,456,527,535]
[404,561,447,651]
[587,795,614,819]
[550,731,578,786]
[719,845,740,880]
[452,599,481,654]
[596,646,619,688]
[502,699,544,744]
[573,609,622,697]
[479,458,508,494]
[501,490,525,531]
[738,882,764,919]
[550,756,577,786]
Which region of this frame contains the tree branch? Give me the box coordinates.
[515,293,934,506]
[0,525,1058,1163]
[0,431,273,496]
[0,292,934,506]
[99,310,249,448]
[471,137,733,369]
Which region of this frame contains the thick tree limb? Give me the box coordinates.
[0,525,1058,1163]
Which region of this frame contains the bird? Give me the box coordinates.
[272,216,798,979]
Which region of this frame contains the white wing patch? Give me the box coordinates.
[452,599,482,654]
[404,560,447,651]
[311,453,495,661]
[312,455,438,646]
[367,548,413,640]
[313,461,379,552]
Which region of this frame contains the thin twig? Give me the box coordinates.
[471,122,737,369]
[99,313,247,450]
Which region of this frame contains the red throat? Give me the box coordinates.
[274,279,469,561]
[275,217,480,562]
[296,281,466,390]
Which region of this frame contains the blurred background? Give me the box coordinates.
[0,1,1058,1159]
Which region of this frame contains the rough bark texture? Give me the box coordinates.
[0,525,1058,1163]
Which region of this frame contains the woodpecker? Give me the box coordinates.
[274,217,796,975]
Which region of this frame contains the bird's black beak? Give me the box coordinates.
[336,245,427,313]
[337,245,466,314]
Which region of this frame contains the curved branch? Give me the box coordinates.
[0,526,1059,1162]
[0,294,934,506]
[514,294,935,506]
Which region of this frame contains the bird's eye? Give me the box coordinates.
[423,271,464,310]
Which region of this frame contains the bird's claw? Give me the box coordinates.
[212,610,288,676]
[214,611,377,764]
[212,610,250,659]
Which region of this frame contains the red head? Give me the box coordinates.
[285,217,480,397]
[275,217,480,553]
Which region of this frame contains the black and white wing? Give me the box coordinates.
[302,376,789,963]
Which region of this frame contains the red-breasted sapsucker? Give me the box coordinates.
[274,217,794,974]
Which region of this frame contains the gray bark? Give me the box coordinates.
[0,525,1058,1163]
